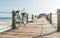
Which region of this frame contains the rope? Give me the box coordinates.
[0,12,11,13]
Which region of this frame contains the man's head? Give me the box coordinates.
[16,10,19,13]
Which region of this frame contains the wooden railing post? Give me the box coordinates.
[32,14,33,21]
[57,9,60,31]
[49,13,52,23]
[12,10,16,29]
[26,14,28,23]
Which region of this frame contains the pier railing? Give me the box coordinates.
[45,13,57,27]
[0,10,31,32]
[45,10,60,31]
[0,12,12,32]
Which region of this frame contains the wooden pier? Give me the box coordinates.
[0,17,60,38]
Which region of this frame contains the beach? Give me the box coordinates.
[0,20,12,32]
[0,20,12,25]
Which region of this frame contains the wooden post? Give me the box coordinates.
[26,14,28,23]
[57,9,60,31]
[12,10,16,29]
[32,14,33,21]
[49,13,52,23]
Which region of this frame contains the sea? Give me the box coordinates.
[52,14,57,28]
[0,12,12,32]
[0,12,57,32]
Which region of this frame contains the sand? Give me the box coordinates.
[0,20,12,25]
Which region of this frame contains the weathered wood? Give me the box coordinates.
[32,14,33,20]
[26,14,28,23]
[57,9,60,31]
[49,13,52,23]
[12,10,16,29]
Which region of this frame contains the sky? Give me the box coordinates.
[0,0,60,15]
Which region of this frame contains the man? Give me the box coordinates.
[14,10,21,29]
